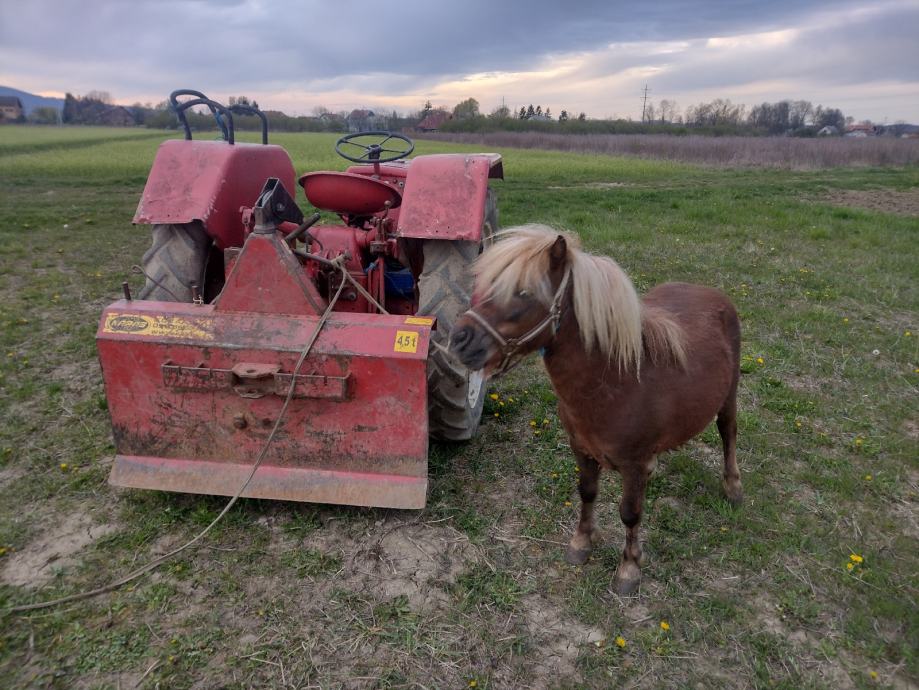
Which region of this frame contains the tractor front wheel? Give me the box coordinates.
[137,222,217,302]
[418,190,497,441]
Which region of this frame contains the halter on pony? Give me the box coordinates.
[460,267,572,377]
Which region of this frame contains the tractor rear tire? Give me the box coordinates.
[419,189,497,441]
[137,222,210,302]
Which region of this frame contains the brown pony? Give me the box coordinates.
[449,225,742,594]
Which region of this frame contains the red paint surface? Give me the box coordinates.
[397,154,503,241]
[134,139,296,248]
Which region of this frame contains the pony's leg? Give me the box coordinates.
[565,453,600,566]
[717,391,743,507]
[615,461,651,595]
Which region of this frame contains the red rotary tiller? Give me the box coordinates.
[97,90,502,509]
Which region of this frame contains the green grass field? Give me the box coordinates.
[0,126,916,689]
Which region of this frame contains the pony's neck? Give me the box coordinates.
[541,299,635,390]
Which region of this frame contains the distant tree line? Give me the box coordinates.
[440,97,853,137]
[29,91,860,139]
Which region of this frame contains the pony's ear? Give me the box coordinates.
[549,235,567,270]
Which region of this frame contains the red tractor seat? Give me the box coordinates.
[298,172,402,216]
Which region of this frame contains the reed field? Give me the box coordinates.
[0,126,916,689]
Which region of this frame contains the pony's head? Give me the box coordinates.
[449,224,648,376]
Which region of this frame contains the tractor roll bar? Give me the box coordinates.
[169,89,269,145]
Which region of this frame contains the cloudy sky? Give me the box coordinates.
[1,0,917,122]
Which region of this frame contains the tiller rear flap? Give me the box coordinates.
[97,222,432,509]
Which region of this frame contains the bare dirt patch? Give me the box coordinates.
[306,518,478,611]
[1,510,118,587]
[822,188,919,216]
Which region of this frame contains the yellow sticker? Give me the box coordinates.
[103,313,214,340]
[393,330,419,353]
[404,316,434,326]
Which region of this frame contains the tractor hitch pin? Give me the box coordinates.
[122,281,132,301]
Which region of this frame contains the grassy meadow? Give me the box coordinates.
[0,126,917,689]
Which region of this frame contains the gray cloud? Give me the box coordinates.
[0,0,915,120]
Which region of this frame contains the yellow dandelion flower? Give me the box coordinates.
[906,331,912,337]
[854,438,864,447]
[842,317,849,323]
[170,638,178,645]
[850,553,863,564]
[0,547,7,556]
[542,418,550,426]
[869,671,878,680]
[469,680,478,688]
[615,636,626,648]
[864,474,872,481]
[499,401,505,407]
[551,472,559,479]
[529,420,537,427]
[756,357,765,365]
[507,397,514,403]
[564,500,572,507]
[168,655,176,663]
[574,467,580,473]
[494,412,500,418]
[489,393,499,401]
[846,562,854,571]
[59,463,68,471]
[660,621,670,631]
[795,421,802,428]
[534,430,541,436]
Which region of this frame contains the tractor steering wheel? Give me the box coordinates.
[335,131,414,164]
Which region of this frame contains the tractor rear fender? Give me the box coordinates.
[133,139,296,249]
[396,153,503,242]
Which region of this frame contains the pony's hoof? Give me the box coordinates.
[565,546,591,566]
[723,481,744,508]
[615,575,640,596]
[614,562,641,595]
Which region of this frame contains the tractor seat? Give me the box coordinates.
[298,172,402,216]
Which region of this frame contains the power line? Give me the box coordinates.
[641,84,650,123]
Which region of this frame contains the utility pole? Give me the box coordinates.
[641,84,650,123]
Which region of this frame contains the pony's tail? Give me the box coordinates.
[641,306,687,368]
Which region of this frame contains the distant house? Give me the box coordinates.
[845,123,877,137]
[876,123,919,138]
[416,110,452,132]
[100,105,135,127]
[346,109,387,133]
[0,96,24,122]
[817,125,839,136]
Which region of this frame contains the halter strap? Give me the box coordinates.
[462,268,571,377]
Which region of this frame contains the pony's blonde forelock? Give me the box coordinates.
[474,224,686,372]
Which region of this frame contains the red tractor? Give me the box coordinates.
[97,91,501,509]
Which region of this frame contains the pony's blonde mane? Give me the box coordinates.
[475,224,686,373]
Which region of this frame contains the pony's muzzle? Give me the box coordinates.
[448,320,492,371]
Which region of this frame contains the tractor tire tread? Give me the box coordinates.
[418,189,497,441]
[137,222,210,302]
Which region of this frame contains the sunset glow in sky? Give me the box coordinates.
[1,0,917,122]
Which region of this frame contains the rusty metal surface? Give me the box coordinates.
[215,229,327,315]
[110,455,427,509]
[396,154,502,241]
[133,139,296,249]
[98,220,433,507]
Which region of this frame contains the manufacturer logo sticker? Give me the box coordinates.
[103,313,214,340]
